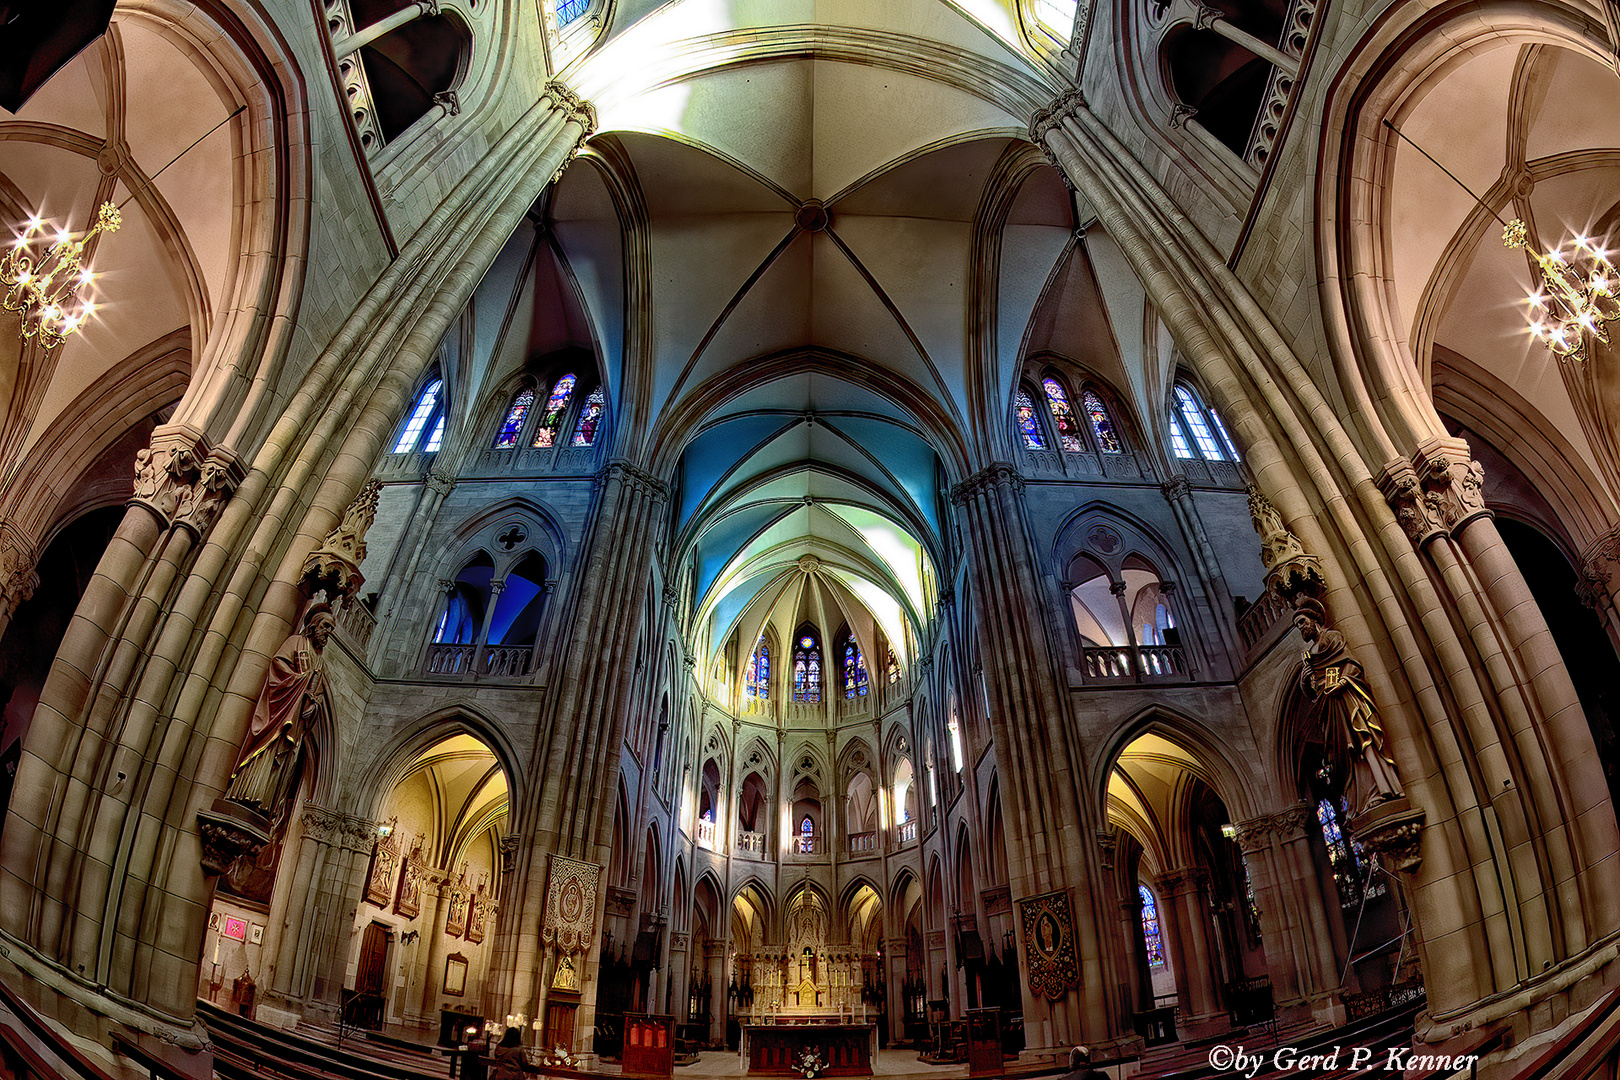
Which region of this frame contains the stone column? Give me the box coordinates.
[950,464,1136,1055]
[489,460,669,1047]
[706,940,728,1046]
[666,932,689,1023]
[415,871,455,1025]
[331,0,441,57]
[1233,804,1344,1024]
[1158,868,1222,1034]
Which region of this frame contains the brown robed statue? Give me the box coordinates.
[223,604,336,829]
[1292,594,1403,815]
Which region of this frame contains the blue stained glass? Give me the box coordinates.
[1015,389,1045,449]
[1139,885,1164,966]
[1084,390,1122,453]
[494,388,533,449]
[395,379,442,453]
[556,0,589,26]
[571,386,604,446]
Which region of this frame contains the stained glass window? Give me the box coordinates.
[1083,390,1122,453]
[395,379,442,453]
[748,641,769,698]
[793,632,821,702]
[800,815,815,853]
[1139,885,1165,966]
[887,649,900,684]
[1042,377,1083,452]
[556,0,589,26]
[572,386,604,446]
[1318,798,1384,907]
[493,388,534,449]
[1015,388,1046,449]
[843,642,868,698]
[1175,385,1225,461]
[531,374,577,448]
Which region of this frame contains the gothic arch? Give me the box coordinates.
[1094,707,1265,822]
[353,707,525,822]
[446,495,569,575]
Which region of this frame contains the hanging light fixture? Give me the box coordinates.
[1,103,244,353]
[1383,119,1618,363]
[1,201,120,349]
[1504,219,1620,362]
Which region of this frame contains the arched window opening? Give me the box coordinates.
[1139,885,1165,966]
[947,705,964,773]
[1083,390,1123,453]
[395,378,443,453]
[571,385,604,446]
[433,553,493,645]
[493,388,534,449]
[1014,387,1046,450]
[486,553,547,650]
[747,640,770,699]
[1170,383,1241,463]
[1317,798,1384,908]
[1164,29,1270,159]
[556,0,591,26]
[1032,0,1078,41]
[357,12,470,143]
[793,630,822,703]
[887,648,901,684]
[1042,377,1083,452]
[531,374,577,448]
[843,640,868,698]
[799,815,815,854]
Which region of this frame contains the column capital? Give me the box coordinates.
[1377,458,1445,548]
[1029,88,1085,145]
[949,462,1025,505]
[1414,436,1490,534]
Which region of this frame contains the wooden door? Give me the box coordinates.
[356,922,391,996]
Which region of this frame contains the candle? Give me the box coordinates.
[213,936,220,965]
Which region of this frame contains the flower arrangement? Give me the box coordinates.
[797,1047,824,1079]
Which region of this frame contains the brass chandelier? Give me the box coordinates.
[1385,119,1619,363]
[0,201,121,350]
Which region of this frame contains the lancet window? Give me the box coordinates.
[793,630,822,703]
[395,378,445,454]
[1139,885,1165,966]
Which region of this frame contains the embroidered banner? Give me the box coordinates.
[1018,889,1080,1000]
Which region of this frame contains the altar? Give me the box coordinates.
[741,1018,876,1076]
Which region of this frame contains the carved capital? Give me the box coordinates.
[949,462,1025,506]
[1160,475,1192,502]
[1415,438,1489,534]
[1094,830,1118,870]
[1377,459,1444,548]
[1577,525,1620,608]
[1157,866,1209,896]
[131,430,207,524]
[546,79,598,136]
[1194,3,1224,28]
[1169,103,1198,129]
[0,521,39,620]
[301,805,345,843]
[1029,88,1085,145]
[173,450,244,539]
[425,467,456,495]
[433,90,461,117]
[595,459,670,504]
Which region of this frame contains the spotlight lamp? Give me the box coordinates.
[1,202,121,349]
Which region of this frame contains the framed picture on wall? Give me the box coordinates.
[222,916,248,942]
[444,953,468,997]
